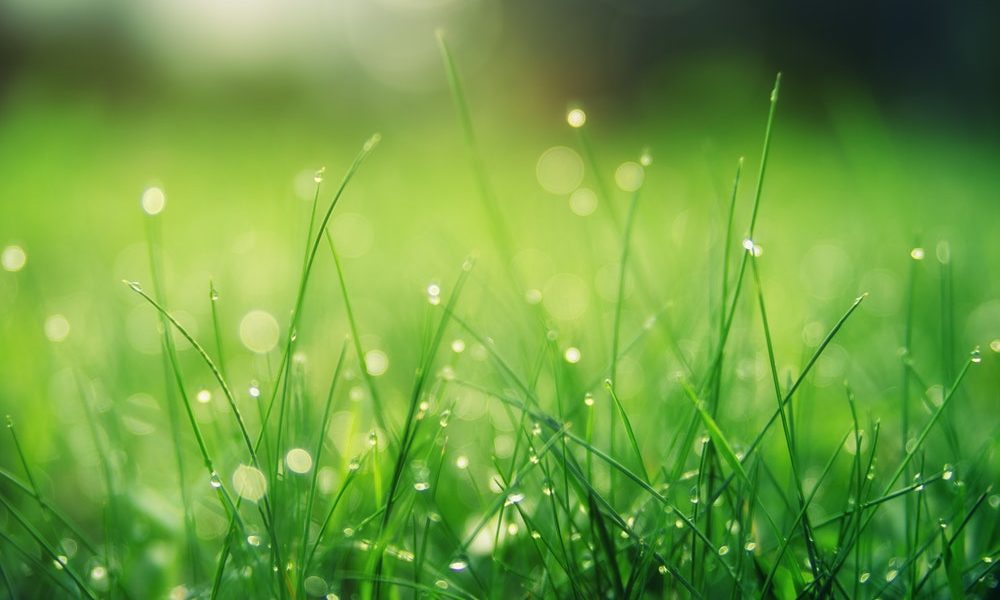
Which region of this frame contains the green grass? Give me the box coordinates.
[1,43,1000,600]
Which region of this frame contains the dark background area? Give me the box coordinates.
[1,0,997,130]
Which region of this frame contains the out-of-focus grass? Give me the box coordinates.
[1,57,999,598]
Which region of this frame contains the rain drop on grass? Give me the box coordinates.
[566,108,586,128]
[1,245,27,272]
[286,448,314,474]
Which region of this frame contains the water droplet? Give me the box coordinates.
[674,519,684,529]
[524,288,543,304]
[232,464,268,502]
[438,410,451,428]
[363,133,381,153]
[434,580,449,590]
[742,238,763,257]
[531,422,542,436]
[90,565,107,581]
[249,384,261,399]
[1,245,27,272]
[286,448,314,474]
[313,167,326,184]
[688,486,700,504]
[528,450,539,464]
[615,161,644,192]
[364,349,389,376]
[584,393,594,407]
[942,464,954,481]
[239,310,280,354]
[859,572,871,583]
[141,186,166,215]
[718,545,729,556]
[639,149,653,167]
[53,555,67,570]
[196,389,212,404]
[989,495,1000,509]
[367,430,378,447]
[414,482,430,492]
[125,280,143,292]
[247,535,262,546]
[936,241,950,264]
[451,339,466,353]
[984,556,994,564]
[303,575,328,597]
[342,527,355,537]
[542,481,554,496]
[448,559,468,572]
[4,415,12,428]
[744,542,757,552]
[209,472,223,488]
[971,348,982,364]
[569,187,598,216]
[455,455,469,469]
[347,459,361,472]
[910,247,925,260]
[44,314,71,342]
[566,108,586,128]
[427,283,441,305]
[658,565,668,575]
[991,339,1000,353]
[505,492,525,506]
[563,347,581,364]
[885,569,898,582]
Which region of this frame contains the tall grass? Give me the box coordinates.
[1,43,998,600]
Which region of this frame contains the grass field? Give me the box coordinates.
[1,33,999,599]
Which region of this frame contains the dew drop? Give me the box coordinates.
[364,349,389,376]
[196,389,212,404]
[232,464,268,502]
[141,186,166,215]
[658,565,668,575]
[885,569,898,582]
[942,464,954,481]
[566,108,586,128]
[451,339,466,353]
[583,393,595,407]
[505,492,525,506]
[448,559,468,572]
[427,283,442,306]
[285,448,314,474]
[413,482,430,492]
[313,168,326,184]
[971,348,982,364]
[718,545,729,556]
[859,572,870,583]
[247,535,262,547]
[455,455,469,470]
[438,410,451,428]
[209,472,223,488]
[564,347,581,364]
[910,247,925,260]
[744,542,757,552]
[1,245,27,272]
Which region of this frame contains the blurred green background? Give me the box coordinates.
[1,0,999,596]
